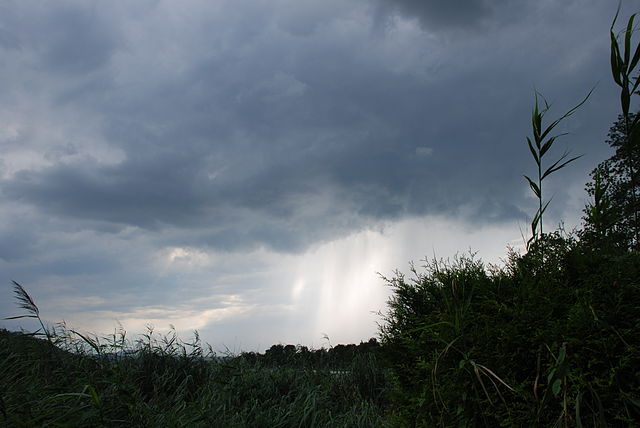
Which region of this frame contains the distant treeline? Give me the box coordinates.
[237,338,380,368]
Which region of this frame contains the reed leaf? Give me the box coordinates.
[9,280,39,317]
[527,137,540,165]
[524,89,590,248]
[524,175,541,198]
[541,153,583,180]
[624,13,635,68]
[6,281,53,344]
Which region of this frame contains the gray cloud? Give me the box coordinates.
[0,0,630,348]
[374,0,525,32]
[2,2,613,251]
[0,2,120,74]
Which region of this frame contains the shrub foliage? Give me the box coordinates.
[379,236,640,426]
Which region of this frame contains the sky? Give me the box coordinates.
[0,0,635,352]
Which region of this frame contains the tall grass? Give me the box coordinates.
[1,284,393,427]
[609,4,640,249]
[523,90,590,249]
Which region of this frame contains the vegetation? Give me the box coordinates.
[523,90,590,248]
[3,5,640,428]
[379,234,640,426]
[0,310,391,427]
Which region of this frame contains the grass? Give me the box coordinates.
[0,306,393,427]
[0,282,393,427]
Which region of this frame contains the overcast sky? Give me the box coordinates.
[0,0,634,351]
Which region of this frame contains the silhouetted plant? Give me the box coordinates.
[524,90,591,249]
[582,5,640,251]
[4,281,52,345]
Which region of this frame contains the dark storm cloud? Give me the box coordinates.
[0,0,622,256]
[0,227,37,262]
[41,7,119,74]
[375,0,522,31]
[0,2,120,74]
[1,0,635,350]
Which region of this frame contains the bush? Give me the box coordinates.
[379,233,640,427]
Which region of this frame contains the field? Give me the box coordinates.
[0,323,393,427]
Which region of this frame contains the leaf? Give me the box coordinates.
[611,2,624,84]
[541,154,583,180]
[85,385,102,408]
[524,175,541,199]
[538,88,594,142]
[624,14,636,71]
[611,42,622,86]
[630,28,640,72]
[11,281,39,316]
[71,330,101,354]
[527,137,540,165]
[540,135,561,158]
[610,0,621,33]
[3,315,39,320]
[558,346,566,364]
[531,201,550,238]
[552,379,562,396]
[475,363,516,392]
[621,86,630,117]
[539,119,560,144]
[540,200,551,217]
[532,116,541,142]
[531,208,542,237]
[633,75,640,94]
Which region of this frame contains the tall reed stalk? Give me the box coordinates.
[4,281,52,345]
[524,90,591,249]
[609,3,640,250]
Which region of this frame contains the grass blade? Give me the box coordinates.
[624,14,635,71]
[524,175,541,199]
[527,137,540,164]
[10,280,40,316]
[541,154,583,180]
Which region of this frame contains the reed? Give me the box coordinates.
[523,90,591,249]
[1,284,392,427]
[609,3,640,249]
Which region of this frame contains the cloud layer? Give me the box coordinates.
[0,0,630,349]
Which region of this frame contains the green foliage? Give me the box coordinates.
[582,6,640,251]
[524,91,590,249]
[602,5,640,249]
[1,285,393,427]
[583,112,640,251]
[0,322,393,427]
[379,237,640,426]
